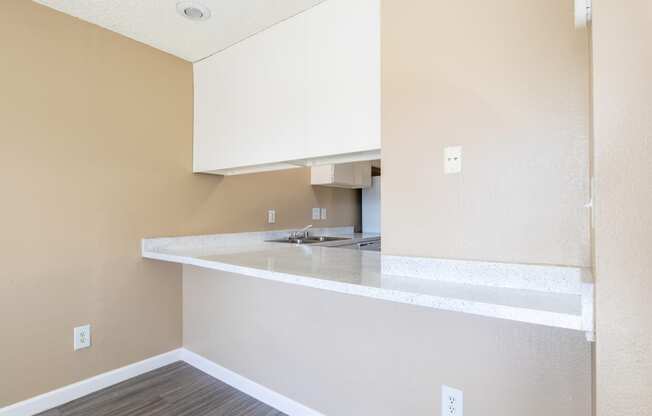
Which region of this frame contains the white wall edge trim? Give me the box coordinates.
[180,349,324,416]
[0,349,184,416]
[1,348,323,416]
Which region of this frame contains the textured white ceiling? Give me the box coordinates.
[33,0,325,62]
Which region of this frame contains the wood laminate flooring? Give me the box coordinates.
[37,361,286,416]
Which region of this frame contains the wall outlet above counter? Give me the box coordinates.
[311,207,327,220]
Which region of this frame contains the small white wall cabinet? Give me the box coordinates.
[193,0,380,175]
[311,161,372,189]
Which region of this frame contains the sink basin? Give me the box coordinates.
[313,236,351,242]
[266,238,320,244]
[266,236,351,244]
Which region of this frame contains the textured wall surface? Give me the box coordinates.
[184,266,592,416]
[592,1,652,415]
[382,0,591,267]
[0,0,358,406]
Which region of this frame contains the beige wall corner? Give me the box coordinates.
[381,0,591,267]
[592,0,652,414]
[0,0,358,407]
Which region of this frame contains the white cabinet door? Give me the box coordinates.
[194,0,380,175]
[304,0,381,159]
[311,161,372,188]
[194,13,307,172]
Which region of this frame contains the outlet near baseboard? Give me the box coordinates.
[74,324,91,351]
[442,385,463,416]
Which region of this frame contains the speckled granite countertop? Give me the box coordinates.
[142,227,594,340]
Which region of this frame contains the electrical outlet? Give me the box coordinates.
[267,209,276,224]
[444,146,462,174]
[442,385,463,416]
[74,324,91,351]
[312,208,321,220]
[320,208,327,220]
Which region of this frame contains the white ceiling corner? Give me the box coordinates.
[32,0,325,62]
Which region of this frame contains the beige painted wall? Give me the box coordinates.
[0,1,358,407]
[592,1,652,415]
[382,0,591,267]
[184,266,592,416]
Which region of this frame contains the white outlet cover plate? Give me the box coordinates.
[442,385,463,416]
[74,324,91,351]
[312,208,321,220]
[444,146,462,174]
[267,209,276,224]
[320,208,327,220]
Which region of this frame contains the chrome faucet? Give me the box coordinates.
[289,225,313,240]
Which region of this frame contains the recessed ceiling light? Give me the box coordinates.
[176,1,211,21]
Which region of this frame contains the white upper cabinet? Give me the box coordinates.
[311,161,372,189]
[303,0,381,160]
[193,0,380,175]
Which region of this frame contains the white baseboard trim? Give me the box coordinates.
[180,349,324,416]
[0,349,183,416]
[1,348,323,416]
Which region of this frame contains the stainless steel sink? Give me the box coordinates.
[266,236,351,244]
[312,236,351,242]
[266,238,320,244]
